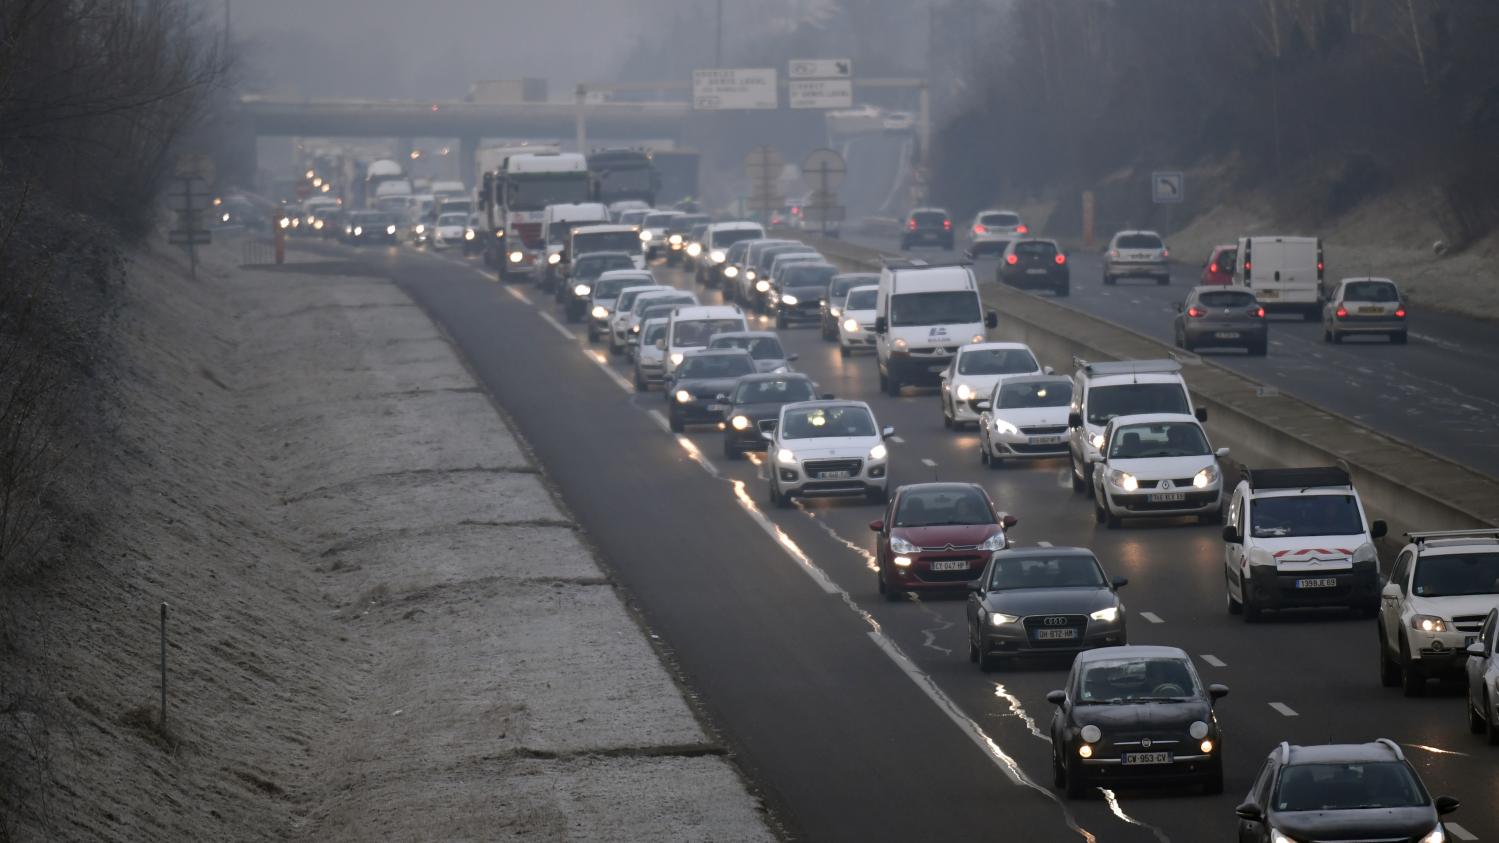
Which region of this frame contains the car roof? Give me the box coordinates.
[1075,645,1189,663]
[738,371,813,384]
[976,209,1022,217]
[896,482,984,495]
[783,399,870,412]
[574,224,639,234]
[783,261,838,273]
[683,348,752,359]
[1107,412,1201,428]
[1112,229,1163,238]
[845,284,880,296]
[909,207,950,215]
[1338,276,1398,286]
[710,221,764,232]
[1283,741,1405,766]
[989,545,1095,559]
[597,270,655,281]
[671,305,743,320]
[616,283,667,293]
[711,331,779,341]
[1416,539,1499,556]
[576,250,634,260]
[998,373,1071,386]
[833,272,879,279]
[959,342,1033,353]
[1189,285,1255,295]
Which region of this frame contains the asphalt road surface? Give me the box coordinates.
[313,239,1498,843]
[845,230,1499,480]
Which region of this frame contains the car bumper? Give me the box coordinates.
[988,431,1070,459]
[775,460,887,498]
[1247,562,1380,610]
[1107,261,1168,277]
[1001,268,1068,287]
[1330,317,1406,333]
[1409,632,1478,674]
[1075,751,1219,786]
[978,623,1125,656]
[839,327,876,347]
[1104,488,1221,517]
[886,353,956,383]
[637,360,665,382]
[670,400,730,425]
[775,303,821,321]
[904,231,951,244]
[1184,324,1267,347]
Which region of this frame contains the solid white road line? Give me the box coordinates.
[920,458,937,467]
[585,349,634,393]
[1200,654,1226,668]
[504,286,532,305]
[646,409,671,433]
[537,311,576,341]
[1445,822,1477,841]
[1269,702,1298,717]
[1139,611,1164,624]
[1037,541,1053,547]
[889,435,905,444]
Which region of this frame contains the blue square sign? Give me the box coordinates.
[1152,171,1184,204]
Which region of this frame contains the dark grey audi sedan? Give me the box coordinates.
[965,547,1128,671]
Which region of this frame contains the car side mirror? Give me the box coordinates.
[1111,576,1128,590]
[1208,683,1229,700]
[1045,690,1066,706]
[760,430,774,442]
[1234,802,1262,822]
[1195,407,1208,422]
[1085,453,1103,464]
[969,580,984,593]
[1001,514,1018,529]
[787,353,799,362]
[868,519,884,533]
[1435,796,1460,816]
[1222,526,1242,544]
[1043,365,1054,375]
[1467,643,1486,657]
[974,400,990,411]
[1067,412,1082,429]
[820,393,835,400]
[882,426,896,439]
[1371,520,1388,539]
[874,316,888,334]
[984,310,998,329]
[1215,447,1230,459]
[715,393,727,401]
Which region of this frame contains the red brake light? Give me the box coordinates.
[1253,307,1265,318]
[1317,261,1324,271]
[1055,254,1066,265]
[1395,307,1407,318]
[1161,248,1170,258]
[1187,306,1205,318]
[973,224,987,234]
[1016,224,1028,234]
[1005,254,1018,265]
[942,219,952,230]
[1209,263,1219,274]
[791,206,800,215]
[1244,261,1251,270]
[1335,306,1348,319]
[907,219,917,230]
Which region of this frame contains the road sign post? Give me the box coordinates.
[744,145,785,218]
[1151,171,1183,236]
[166,174,212,279]
[800,148,846,238]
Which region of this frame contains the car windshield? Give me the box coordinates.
[1274,762,1426,812]
[617,287,663,310]
[989,554,1104,590]
[1117,233,1163,249]
[619,211,648,226]
[673,318,745,347]
[642,322,667,344]
[714,228,763,247]
[830,275,877,298]
[845,289,878,310]
[688,225,708,240]
[894,487,993,527]
[1109,422,1210,458]
[781,406,876,440]
[1250,495,1365,538]
[890,291,981,327]
[507,173,592,210]
[1344,281,1400,302]
[1199,291,1256,308]
[548,219,598,244]
[761,249,815,271]
[669,215,709,233]
[1412,553,1499,598]
[981,213,1021,227]
[678,354,755,379]
[998,380,1072,409]
[958,348,1038,375]
[1014,241,1056,257]
[710,336,785,361]
[438,213,467,226]
[782,265,837,289]
[575,255,635,279]
[734,378,816,404]
[574,231,642,255]
[1086,383,1190,426]
[644,213,677,228]
[1076,657,1201,703]
[594,277,647,299]
[913,211,948,226]
[635,296,693,316]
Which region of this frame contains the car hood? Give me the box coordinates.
[953,371,1038,396]
[727,402,788,421]
[1269,807,1438,842]
[1245,535,1373,569]
[675,376,745,397]
[782,286,824,299]
[437,225,464,235]
[1107,454,1214,480]
[752,359,791,373]
[1071,699,1211,731]
[1409,593,1499,619]
[892,524,1002,549]
[843,308,877,322]
[780,436,878,458]
[990,406,1070,428]
[982,587,1116,616]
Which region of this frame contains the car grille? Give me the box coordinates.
[515,222,543,248]
[804,458,861,478]
[1454,614,1488,633]
[1022,614,1088,647]
[915,555,984,582]
[1021,425,1068,435]
[909,346,959,357]
[757,419,778,434]
[1009,442,1070,454]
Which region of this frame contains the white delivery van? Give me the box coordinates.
[540,203,610,288]
[1234,236,1323,320]
[662,305,748,380]
[873,261,997,396]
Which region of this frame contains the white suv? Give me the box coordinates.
[1379,529,1499,697]
[1089,413,1227,528]
[1222,466,1387,622]
[765,400,894,507]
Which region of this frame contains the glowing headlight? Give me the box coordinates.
[1089,432,1105,450]
[755,280,771,293]
[830,307,841,317]
[279,216,291,229]
[955,383,973,401]
[1078,744,1093,759]
[1412,615,1448,633]
[548,252,562,265]
[1188,721,1209,740]
[776,447,797,465]
[415,224,426,234]
[731,415,750,430]
[894,556,913,568]
[1270,831,1295,843]
[746,270,757,281]
[892,338,909,351]
[977,531,1007,552]
[669,234,682,245]
[1080,725,1102,744]
[987,611,1020,627]
[591,306,608,319]
[509,250,524,263]
[868,443,887,461]
[386,225,397,235]
[1192,465,1219,489]
[1200,740,1215,754]
[970,333,986,344]
[675,389,693,404]
[889,535,919,554]
[313,219,324,230]
[639,230,653,241]
[464,229,476,241]
[709,249,726,263]
[992,418,1019,436]
[781,294,799,306]
[686,243,702,256]
[221,213,230,222]
[1089,606,1120,622]
[669,352,684,366]
[1418,826,1447,843]
[573,284,591,296]
[1108,470,1138,492]
[724,266,739,278]
[353,226,364,236]
[843,318,860,332]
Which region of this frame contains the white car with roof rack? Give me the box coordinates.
[1088,413,1227,528]
[1222,466,1387,622]
[938,341,1046,429]
[1378,528,1499,696]
[1067,358,1205,495]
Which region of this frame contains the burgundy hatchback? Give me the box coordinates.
[871,483,1017,601]
[1200,244,1237,286]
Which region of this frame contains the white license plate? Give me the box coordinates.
[1149,492,1186,503]
[1025,268,1047,275]
[930,559,969,572]
[706,404,727,412]
[1029,435,1064,445]
[1035,628,1077,640]
[929,364,948,372]
[818,470,851,480]
[1358,306,1384,314]
[1122,752,1173,766]
[1296,577,1338,589]
[1214,332,1241,339]
[1258,289,1279,298]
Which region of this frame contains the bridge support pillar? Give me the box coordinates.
[459,136,478,188]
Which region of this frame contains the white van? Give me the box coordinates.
[1234,236,1323,320]
[570,223,646,270]
[540,203,611,286]
[873,261,997,396]
[662,305,748,379]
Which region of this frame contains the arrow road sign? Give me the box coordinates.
[1152,171,1184,204]
[789,59,852,79]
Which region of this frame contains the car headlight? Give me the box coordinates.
[843,318,860,332]
[1079,725,1102,744]
[548,252,562,264]
[894,556,913,568]
[573,284,591,296]
[675,389,693,404]
[221,212,231,222]
[509,250,524,262]
[955,383,973,401]
[771,365,789,374]
[630,325,641,334]
[669,352,684,366]
[892,338,909,351]
[1192,465,1219,489]
[977,531,1007,552]
[889,535,919,554]
[868,443,887,461]
[278,216,291,229]
[1188,720,1209,740]
[639,230,653,241]
[669,234,682,245]
[725,266,739,278]
[1089,432,1105,450]
[991,418,1019,436]
[386,225,397,235]
[709,249,726,263]
[1418,826,1447,843]
[686,243,701,256]
[830,306,841,317]
[415,224,426,234]
[591,306,608,319]
[776,447,797,465]
[353,226,364,236]
[746,269,757,281]
[755,280,770,293]
[1200,739,1215,754]
[781,294,799,306]
[731,415,750,430]
[1108,470,1138,492]
[313,219,323,230]
[1270,830,1296,843]
[1411,615,1448,633]
[970,333,986,344]
[987,611,1020,627]
[464,229,476,240]
[1089,606,1120,623]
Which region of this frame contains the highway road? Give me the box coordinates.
[314,239,1498,842]
[843,230,1499,480]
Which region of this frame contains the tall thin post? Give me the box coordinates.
[223,0,231,53]
[574,84,587,154]
[715,0,724,68]
[159,602,168,731]
[183,177,197,280]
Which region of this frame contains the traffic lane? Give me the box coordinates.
[370,249,1105,842]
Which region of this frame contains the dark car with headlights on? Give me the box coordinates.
[966,547,1128,671]
[563,251,636,319]
[771,262,839,328]
[342,211,398,245]
[665,214,710,264]
[719,373,823,459]
[821,272,879,341]
[997,239,1070,296]
[665,349,757,433]
[1234,740,1459,843]
[870,483,1016,601]
[1047,645,1227,798]
[1174,286,1267,355]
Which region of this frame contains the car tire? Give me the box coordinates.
[668,414,685,434]
[1105,510,1121,529]
[1322,327,1333,343]
[1331,330,1343,344]
[879,567,901,601]
[1391,331,1408,345]
[1469,696,1485,734]
[722,439,741,460]
[886,374,901,397]
[1071,461,1087,494]
[1181,334,1195,352]
[978,650,999,673]
[1093,495,1106,524]
[968,635,979,663]
[1378,628,1401,689]
[1226,571,1243,615]
[1064,757,1088,799]
[1399,638,1425,697]
[1053,750,1067,789]
[1241,575,1262,623]
[942,401,954,429]
[899,238,910,250]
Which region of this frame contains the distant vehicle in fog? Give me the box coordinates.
[901,208,954,250]
[967,210,1027,257]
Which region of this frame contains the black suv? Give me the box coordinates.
[901,208,954,250]
[997,238,1070,297]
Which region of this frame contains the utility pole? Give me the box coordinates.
[223,0,231,53]
[715,0,724,68]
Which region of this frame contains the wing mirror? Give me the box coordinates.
[868,519,885,532]
[1371,520,1388,539]
[760,430,775,442]
[1467,642,1486,657]
[1436,796,1460,816]
[1234,803,1262,822]
[874,316,887,334]
[974,400,990,411]
[1111,576,1128,590]
[1208,683,1229,700]
[1001,515,1018,529]
[1043,365,1054,375]
[1222,526,1242,544]
[1195,407,1209,422]
[715,393,727,401]
[1067,411,1082,429]
[787,353,799,362]
[1085,452,1103,464]
[1045,690,1066,706]
[1215,447,1231,459]
[881,426,896,439]
[984,310,999,329]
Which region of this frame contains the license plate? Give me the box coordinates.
[1296,577,1337,589]
[930,559,969,572]
[1029,435,1064,445]
[1358,306,1384,314]
[1258,289,1279,298]
[818,470,851,480]
[1149,492,1186,503]
[706,404,727,412]
[1122,752,1173,766]
[1035,628,1077,640]
[929,364,948,372]
[1026,268,1047,275]
[1214,332,1241,339]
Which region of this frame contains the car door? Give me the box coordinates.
[1238,757,1277,842]
[1224,490,1246,589]
[940,355,959,414]
[1381,551,1413,652]
[1470,611,1496,714]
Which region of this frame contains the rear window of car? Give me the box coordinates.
[735,378,816,404]
[913,211,949,226]
[678,353,755,379]
[830,275,877,298]
[673,318,746,347]
[958,348,1039,376]
[1343,281,1399,302]
[1198,291,1256,308]
[981,213,1021,227]
[1085,383,1190,426]
[710,335,785,361]
[1117,233,1163,249]
[1014,241,1057,257]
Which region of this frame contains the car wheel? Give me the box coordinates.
[1391,331,1408,345]
[1093,495,1106,524]
[1469,696,1486,734]
[609,341,622,357]
[980,440,990,466]
[1181,334,1195,352]
[899,238,910,250]
[1226,571,1243,615]
[942,400,953,429]
[1241,575,1262,623]
[1064,757,1088,799]
[886,374,901,397]
[968,635,979,663]
[668,414,684,434]
[1105,510,1121,529]
[839,344,850,358]
[722,439,741,460]
[1330,330,1343,344]
[1400,638,1425,697]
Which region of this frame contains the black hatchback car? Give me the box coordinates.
[965,547,1128,671]
[665,349,757,433]
[1048,645,1228,798]
[901,208,954,250]
[1234,740,1459,843]
[998,239,1070,297]
[719,373,824,458]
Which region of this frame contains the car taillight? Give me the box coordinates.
[1005,254,1018,265]
[1054,254,1066,265]
[1187,306,1205,318]
[1252,307,1265,318]
[973,224,987,234]
[791,206,800,215]
[1395,307,1407,318]
[1244,260,1251,270]
[1109,250,1119,258]
[1016,224,1028,234]
[1317,261,1324,271]
[1335,306,1348,319]
[1161,248,1170,258]
[942,219,952,230]
[907,219,917,230]
[1209,263,1218,274]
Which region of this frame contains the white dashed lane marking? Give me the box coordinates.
[889,435,905,444]
[646,409,671,433]
[504,286,532,305]
[1200,654,1226,668]
[1445,822,1477,841]
[1269,702,1298,717]
[538,311,576,340]
[1037,541,1053,548]
[920,458,937,468]
[1139,611,1164,624]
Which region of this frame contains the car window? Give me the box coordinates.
[1108,422,1209,458]
[889,291,981,327]
[617,288,662,310]
[1014,241,1057,257]
[782,265,838,288]
[1411,553,1499,598]
[830,275,877,298]
[1390,551,1413,593]
[1198,291,1256,308]
[844,289,878,310]
[1251,759,1277,807]
[958,348,1039,376]
[678,354,755,379]
[1116,233,1164,249]
[997,380,1072,409]
[1214,248,1237,269]
[672,318,745,347]
[1085,383,1190,426]
[1343,281,1399,302]
[669,215,709,233]
[642,322,667,344]
[1076,657,1202,703]
[713,228,763,247]
[574,232,642,254]
[981,213,1021,227]
[893,487,993,527]
[912,211,948,226]
[1250,495,1365,539]
[689,225,708,239]
[593,278,643,299]
[988,555,1103,590]
[734,379,816,404]
[711,336,785,360]
[781,406,876,440]
[1274,762,1426,812]
[576,255,634,277]
[634,295,690,316]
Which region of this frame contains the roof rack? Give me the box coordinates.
[1244,466,1351,491]
[1277,741,1291,765]
[1072,358,1182,377]
[1405,528,1499,546]
[879,257,972,270]
[1374,738,1404,761]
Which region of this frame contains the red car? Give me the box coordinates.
[1200,244,1237,285]
[870,482,1017,601]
